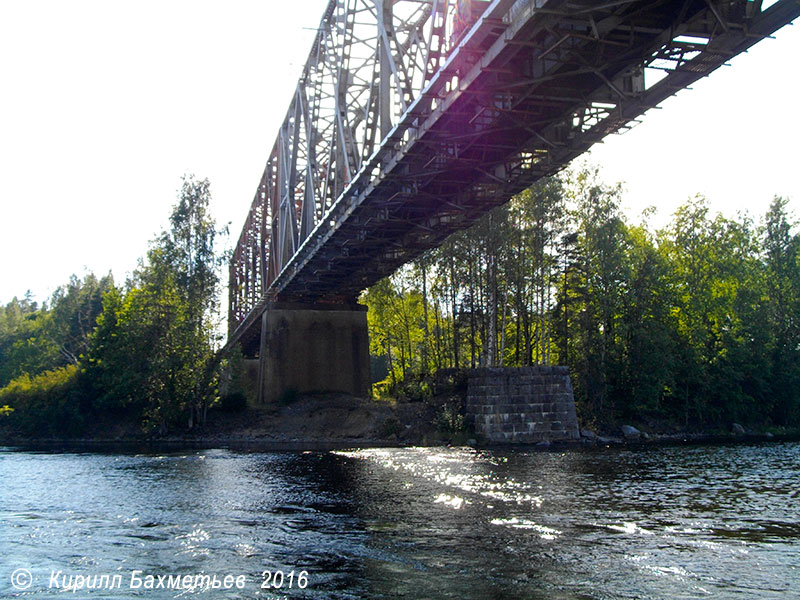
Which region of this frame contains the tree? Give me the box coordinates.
[0,296,53,387]
[85,175,223,432]
[358,167,799,431]
[558,165,628,423]
[152,175,222,427]
[48,273,114,365]
[762,196,800,423]
[616,224,675,419]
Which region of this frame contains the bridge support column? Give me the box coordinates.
[256,302,370,404]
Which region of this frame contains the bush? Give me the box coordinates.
[372,378,393,399]
[395,374,434,402]
[435,401,466,434]
[0,365,85,437]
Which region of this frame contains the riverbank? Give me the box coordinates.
[2,392,797,452]
[0,394,440,452]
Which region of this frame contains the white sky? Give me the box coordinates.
[1,1,798,304]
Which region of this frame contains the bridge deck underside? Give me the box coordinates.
[229,0,799,354]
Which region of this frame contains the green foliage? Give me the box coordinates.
[48,273,115,365]
[0,174,225,438]
[0,277,113,437]
[0,306,59,388]
[395,375,434,402]
[435,402,466,435]
[83,175,224,433]
[2,166,798,437]
[364,277,432,385]
[363,168,800,431]
[0,365,84,436]
[372,377,393,399]
[0,275,114,389]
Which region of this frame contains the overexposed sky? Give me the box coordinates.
[1,1,798,304]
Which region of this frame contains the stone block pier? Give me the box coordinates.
[466,367,580,443]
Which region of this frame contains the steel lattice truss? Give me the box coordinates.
[229,0,799,353]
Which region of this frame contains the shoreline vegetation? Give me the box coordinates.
[1,167,799,445]
[2,388,798,452]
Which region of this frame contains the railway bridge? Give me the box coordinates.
[225,0,799,403]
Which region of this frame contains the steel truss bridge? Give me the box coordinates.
[227,0,799,354]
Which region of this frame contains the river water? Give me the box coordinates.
[1,442,798,599]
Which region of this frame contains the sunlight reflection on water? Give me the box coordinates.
[1,442,798,599]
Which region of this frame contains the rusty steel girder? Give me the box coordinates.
[228,0,799,353]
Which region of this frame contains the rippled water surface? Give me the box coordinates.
[1,442,798,599]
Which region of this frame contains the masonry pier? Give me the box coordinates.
[467,367,580,443]
[255,303,370,404]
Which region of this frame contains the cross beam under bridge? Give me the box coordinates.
[225,0,798,399]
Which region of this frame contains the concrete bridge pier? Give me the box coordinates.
[255,302,370,404]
